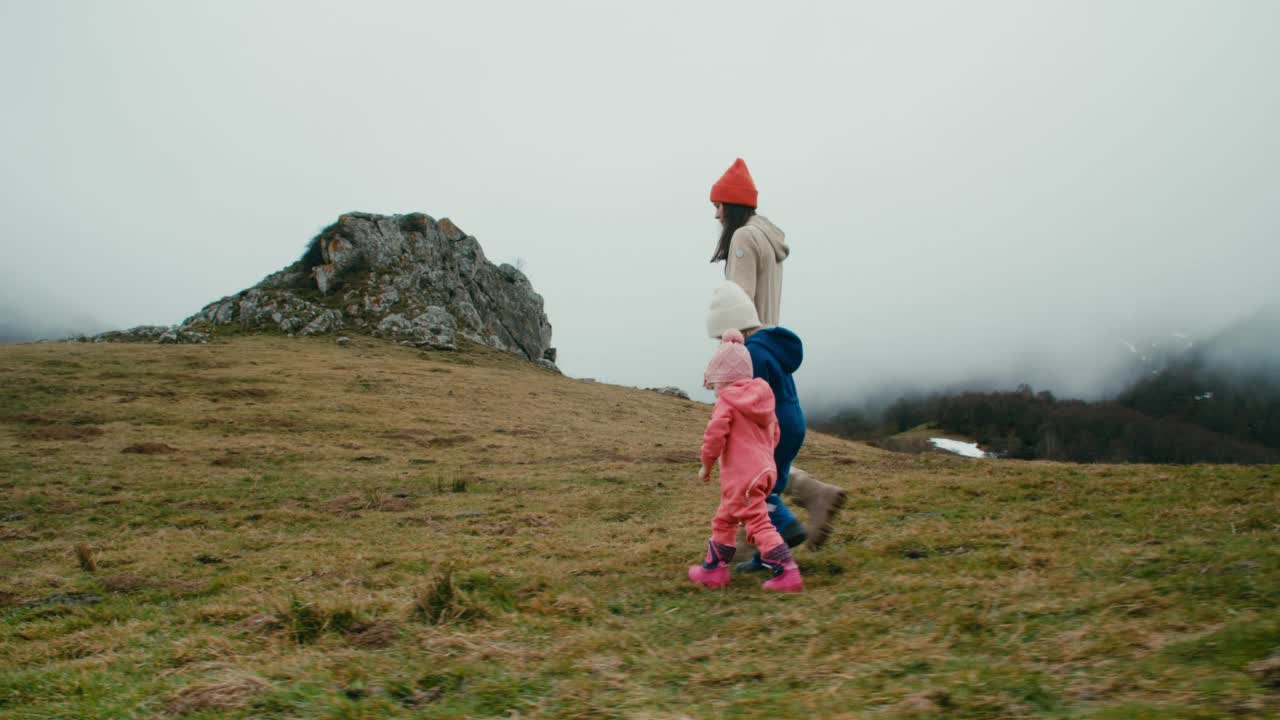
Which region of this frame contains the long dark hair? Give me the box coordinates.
[711,203,756,263]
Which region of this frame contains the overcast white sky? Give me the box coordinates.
[3,1,1278,408]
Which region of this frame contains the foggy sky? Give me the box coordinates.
[3,1,1278,410]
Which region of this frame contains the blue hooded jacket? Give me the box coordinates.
[745,327,803,409]
[744,326,806,514]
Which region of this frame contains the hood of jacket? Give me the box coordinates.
[717,378,777,428]
[746,214,790,262]
[747,327,803,375]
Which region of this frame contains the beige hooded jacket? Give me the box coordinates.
[724,214,790,327]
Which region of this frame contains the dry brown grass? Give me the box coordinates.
[166,672,270,715]
[98,574,149,593]
[0,336,1276,718]
[73,542,98,572]
[27,424,104,441]
[121,442,179,454]
[348,620,401,648]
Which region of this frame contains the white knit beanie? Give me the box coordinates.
[706,280,761,339]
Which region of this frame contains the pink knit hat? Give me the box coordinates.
[704,329,753,388]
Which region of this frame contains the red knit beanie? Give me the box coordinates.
[710,158,758,208]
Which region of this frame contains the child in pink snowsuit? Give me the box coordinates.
[688,329,804,592]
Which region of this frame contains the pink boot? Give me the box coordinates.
[759,544,804,593]
[688,540,735,589]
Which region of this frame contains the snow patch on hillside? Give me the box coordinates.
[929,438,988,458]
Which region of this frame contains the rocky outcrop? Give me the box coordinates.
[181,212,555,365]
[74,325,209,345]
[648,386,691,400]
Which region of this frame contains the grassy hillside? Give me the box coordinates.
[1,337,1277,719]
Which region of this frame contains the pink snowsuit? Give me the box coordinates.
[701,378,786,555]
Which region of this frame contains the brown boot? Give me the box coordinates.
[784,466,847,549]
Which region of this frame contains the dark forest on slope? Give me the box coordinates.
[813,308,1280,465]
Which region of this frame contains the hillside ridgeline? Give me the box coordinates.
[1,336,1276,717]
[815,307,1280,464]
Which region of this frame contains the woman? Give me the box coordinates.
[709,158,848,550]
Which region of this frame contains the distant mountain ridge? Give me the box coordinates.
[1117,303,1280,452]
[814,304,1280,464]
[1198,303,1280,377]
